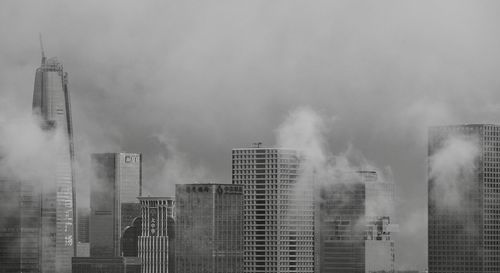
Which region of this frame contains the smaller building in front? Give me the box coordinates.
[72,257,140,273]
[315,171,396,273]
[175,183,243,273]
[77,208,90,257]
[138,196,175,273]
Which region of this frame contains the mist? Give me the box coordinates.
[276,106,395,221]
[0,112,61,184]
[429,134,479,212]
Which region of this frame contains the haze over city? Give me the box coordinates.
[2,1,500,271]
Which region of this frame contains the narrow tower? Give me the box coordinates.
[32,43,76,272]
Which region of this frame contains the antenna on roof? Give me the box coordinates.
[253,142,262,148]
[39,33,46,64]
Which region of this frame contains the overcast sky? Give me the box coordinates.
[2,0,500,269]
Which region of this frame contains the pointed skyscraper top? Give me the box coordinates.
[39,33,46,65]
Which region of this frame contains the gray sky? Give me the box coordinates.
[2,0,500,269]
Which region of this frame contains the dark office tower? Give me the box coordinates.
[316,178,366,273]
[232,148,315,273]
[175,184,243,273]
[315,171,395,273]
[90,153,142,257]
[139,197,175,273]
[121,217,142,257]
[428,124,500,273]
[32,51,76,273]
[0,178,21,273]
[20,182,43,273]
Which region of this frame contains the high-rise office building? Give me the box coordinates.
[90,153,142,257]
[232,148,315,273]
[365,216,395,273]
[0,177,21,273]
[19,182,43,273]
[363,171,395,273]
[428,124,500,272]
[139,196,175,273]
[315,171,395,273]
[316,179,365,273]
[175,184,243,273]
[32,51,76,273]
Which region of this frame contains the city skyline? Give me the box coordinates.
[3,1,500,271]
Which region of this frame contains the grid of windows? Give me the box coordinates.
[175,184,243,273]
[32,58,76,273]
[90,153,142,257]
[232,148,314,273]
[429,124,500,273]
[139,197,175,273]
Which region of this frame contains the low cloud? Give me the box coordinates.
[429,133,479,212]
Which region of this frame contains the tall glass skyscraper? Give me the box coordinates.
[32,53,76,273]
[90,153,142,257]
[428,124,500,273]
[315,171,396,273]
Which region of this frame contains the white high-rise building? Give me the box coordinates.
[232,147,315,273]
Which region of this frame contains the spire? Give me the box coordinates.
[39,33,46,64]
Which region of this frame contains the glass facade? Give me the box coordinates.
[32,56,76,273]
[428,124,500,273]
[175,184,243,273]
[0,178,21,273]
[78,208,90,243]
[316,182,366,273]
[315,171,395,273]
[90,153,142,257]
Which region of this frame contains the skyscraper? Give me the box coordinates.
[363,171,395,273]
[0,177,21,273]
[316,178,365,273]
[315,171,395,273]
[32,51,76,273]
[90,153,142,257]
[175,184,243,273]
[428,124,500,273]
[232,148,315,273]
[139,196,175,273]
